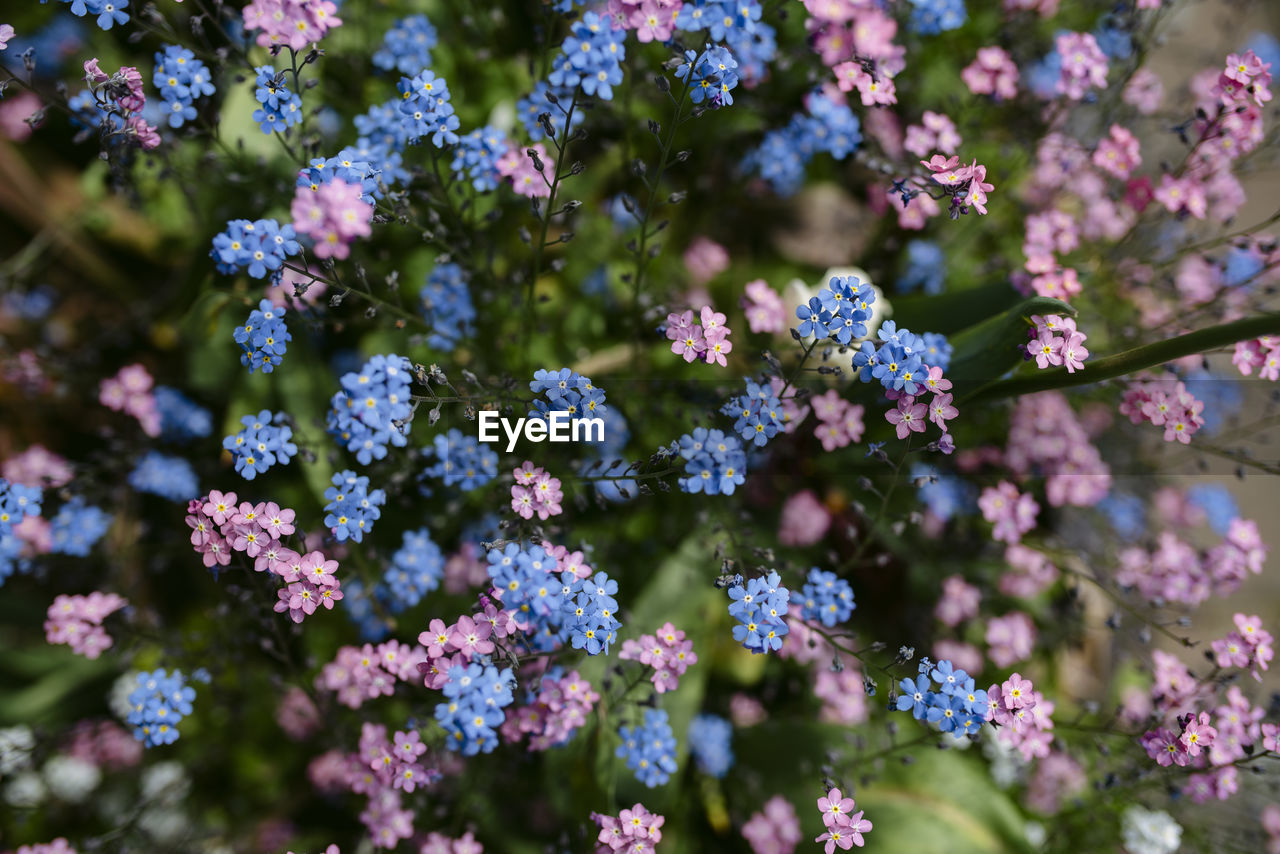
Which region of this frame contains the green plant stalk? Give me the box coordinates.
[960,312,1280,405]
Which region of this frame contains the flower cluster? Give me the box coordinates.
[1023,314,1089,373]
[48,498,112,558]
[796,274,874,345]
[422,429,499,490]
[619,622,699,694]
[397,69,460,146]
[1215,48,1272,108]
[591,803,665,854]
[70,60,157,148]
[418,263,476,351]
[665,305,734,366]
[43,592,126,659]
[617,708,677,787]
[324,470,387,543]
[451,126,507,192]
[510,462,563,521]
[815,787,873,851]
[154,386,212,441]
[233,299,292,374]
[211,219,300,283]
[727,570,790,654]
[908,0,965,35]
[741,279,787,333]
[687,714,734,778]
[675,45,739,107]
[1119,375,1206,444]
[291,178,374,261]
[222,411,298,480]
[798,568,855,627]
[435,662,516,755]
[319,642,426,709]
[376,527,444,613]
[809,390,865,452]
[741,91,861,194]
[1233,335,1280,380]
[1116,516,1266,606]
[1142,711,1219,768]
[961,47,1018,99]
[675,427,748,495]
[722,378,784,448]
[151,45,214,129]
[242,0,342,50]
[1055,32,1109,100]
[99,363,160,437]
[834,61,897,107]
[1211,613,1274,682]
[895,659,987,738]
[985,672,1054,761]
[920,154,995,216]
[127,451,198,502]
[274,550,344,624]
[125,669,196,747]
[0,477,42,582]
[373,14,437,75]
[297,152,381,204]
[529,368,607,423]
[502,668,599,751]
[251,66,303,134]
[741,796,802,854]
[978,482,1039,545]
[549,12,626,100]
[326,354,414,464]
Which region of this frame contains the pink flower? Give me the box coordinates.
[448,615,495,656]
[961,47,1018,99]
[978,481,1039,544]
[1153,174,1207,220]
[291,178,373,260]
[0,24,13,51]
[83,58,110,84]
[1092,124,1141,179]
[683,237,730,284]
[1123,67,1164,114]
[1000,673,1035,709]
[1180,711,1217,757]
[497,143,553,198]
[778,490,831,547]
[1055,32,1109,100]
[903,110,962,157]
[817,788,856,827]
[742,279,786,334]
[927,392,958,431]
[885,396,927,439]
[242,0,343,51]
[987,612,1036,667]
[934,575,980,626]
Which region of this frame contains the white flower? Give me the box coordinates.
[139,806,188,843]
[1121,805,1182,854]
[4,771,47,808]
[43,754,102,803]
[108,671,139,721]
[0,725,35,775]
[981,731,1027,789]
[141,760,191,804]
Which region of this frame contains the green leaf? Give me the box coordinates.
[945,296,1075,392]
[858,747,1034,854]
